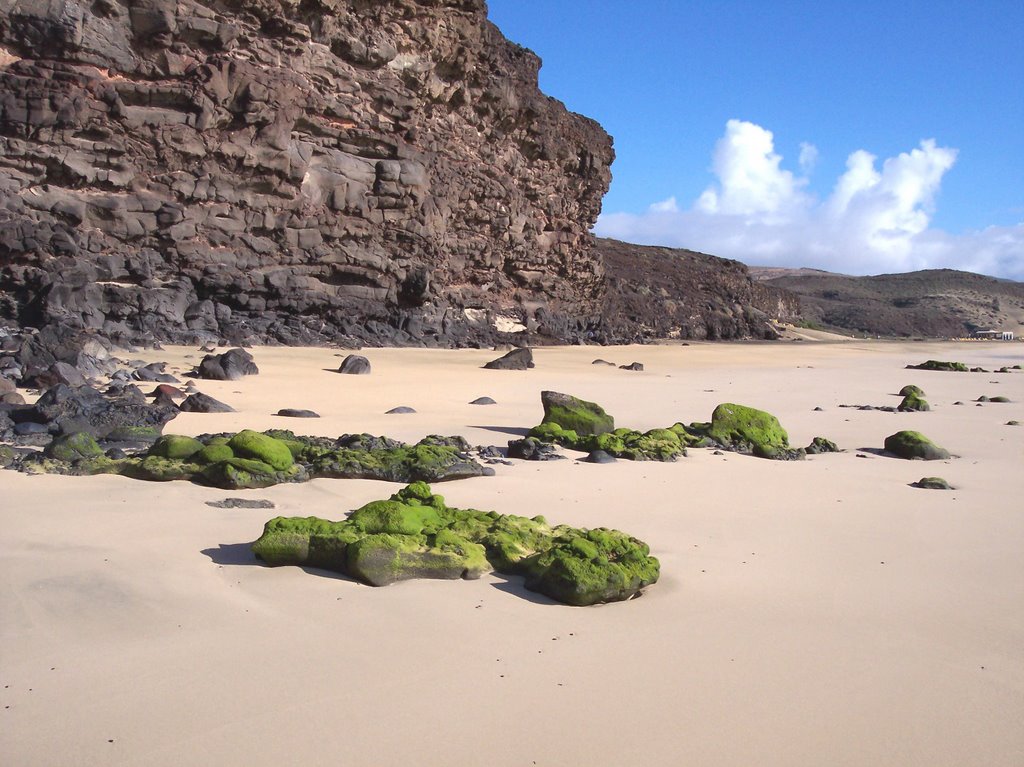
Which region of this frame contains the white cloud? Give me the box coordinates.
[595,120,1024,280]
[798,142,819,175]
[648,196,679,213]
[695,120,808,218]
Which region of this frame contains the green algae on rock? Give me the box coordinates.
[805,436,839,454]
[19,429,490,489]
[540,391,615,436]
[906,360,969,372]
[884,430,950,460]
[526,394,820,461]
[252,482,659,606]
[899,385,925,398]
[913,477,953,490]
[898,392,930,411]
[704,403,799,459]
[43,432,105,462]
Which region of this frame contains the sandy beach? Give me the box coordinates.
[2,339,1022,766]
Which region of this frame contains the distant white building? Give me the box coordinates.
[973,329,1015,340]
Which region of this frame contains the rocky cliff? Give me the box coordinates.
[0,0,614,345]
[597,239,799,341]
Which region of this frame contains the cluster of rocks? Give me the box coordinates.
[252,481,660,605]
[512,391,839,462]
[839,384,931,413]
[9,427,492,489]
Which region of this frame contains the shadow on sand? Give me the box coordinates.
[469,425,531,437]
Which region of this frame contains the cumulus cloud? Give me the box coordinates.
[595,120,1024,280]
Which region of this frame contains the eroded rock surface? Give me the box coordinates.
[0,0,613,345]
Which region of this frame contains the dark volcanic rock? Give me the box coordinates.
[585,449,617,464]
[32,382,177,439]
[178,392,235,413]
[338,354,371,375]
[484,347,534,370]
[276,408,320,418]
[507,437,564,461]
[385,406,416,414]
[619,362,644,372]
[469,396,496,405]
[0,1,613,347]
[193,349,258,381]
[596,239,797,341]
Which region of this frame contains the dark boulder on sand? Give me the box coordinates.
[178,393,235,413]
[484,348,534,370]
[193,349,258,381]
[338,355,372,375]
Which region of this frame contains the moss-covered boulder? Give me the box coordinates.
[148,434,205,460]
[884,430,950,460]
[227,430,294,471]
[706,403,795,459]
[43,432,104,462]
[201,458,303,489]
[805,436,839,454]
[521,528,660,606]
[899,384,925,398]
[913,477,952,490]
[898,392,930,411]
[540,391,614,436]
[251,482,659,606]
[907,360,968,372]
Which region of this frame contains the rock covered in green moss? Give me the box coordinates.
[913,477,953,490]
[705,403,800,459]
[805,436,839,454]
[227,430,295,471]
[898,392,930,411]
[252,482,659,605]
[148,434,205,460]
[540,391,614,436]
[43,432,104,462]
[906,360,969,372]
[527,421,691,461]
[19,428,489,489]
[884,430,950,460]
[899,384,925,397]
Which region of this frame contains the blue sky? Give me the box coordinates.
[487,0,1024,279]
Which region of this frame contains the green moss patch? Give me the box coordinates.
[20,430,489,489]
[906,360,969,372]
[252,482,659,606]
[540,391,615,436]
[884,430,950,460]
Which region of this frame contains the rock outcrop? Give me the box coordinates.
[0,0,614,345]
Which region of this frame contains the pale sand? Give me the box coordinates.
[2,341,1023,766]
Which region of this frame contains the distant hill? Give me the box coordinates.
[751,267,1024,338]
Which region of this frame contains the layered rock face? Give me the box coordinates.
[0,0,613,345]
[596,239,799,341]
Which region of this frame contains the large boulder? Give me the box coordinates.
[193,349,258,381]
[540,391,614,436]
[884,431,950,460]
[337,355,371,375]
[707,403,794,459]
[484,348,534,370]
[252,482,659,605]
